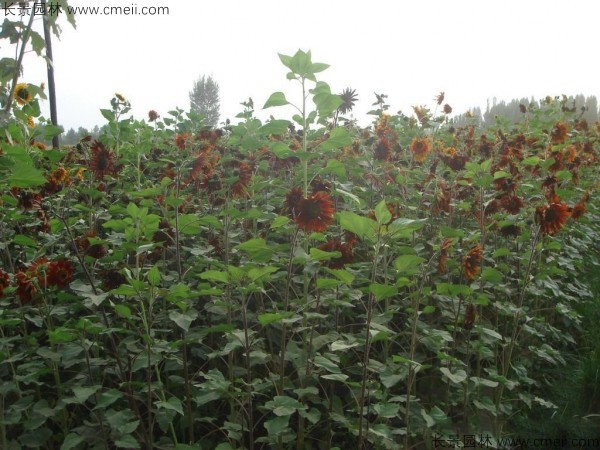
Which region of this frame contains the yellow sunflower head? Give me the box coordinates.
[15,83,33,105]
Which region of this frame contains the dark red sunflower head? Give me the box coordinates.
[47,259,73,288]
[295,191,335,233]
[89,141,116,180]
[535,197,570,235]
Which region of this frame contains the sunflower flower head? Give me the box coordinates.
[535,197,570,235]
[47,259,73,288]
[89,140,117,180]
[284,187,304,219]
[337,88,358,115]
[462,244,483,281]
[295,191,335,233]
[550,121,568,145]
[15,83,33,105]
[409,137,430,163]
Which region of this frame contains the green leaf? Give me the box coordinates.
[316,278,340,289]
[169,310,197,332]
[389,218,426,238]
[60,433,85,450]
[265,396,304,416]
[310,247,341,261]
[49,328,76,344]
[374,200,392,224]
[440,367,467,384]
[94,389,123,409]
[325,268,354,285]
[72,385,100,404]
[147,265,161,287]
[12,234,37,247]
[322,158,346,178]
[114,304,131,319]
[9,163,47,188]
[337,211,377,243]
[482,267,503,283]
[318,127,352,151]
[393,255,425,275]
[100,108,115,122]
[114,435,141,449]
[312,81,342,117]
[264,415,290,436]
[271,215,290,229]
[200,270,229,283]
[263,92,289,109]
[260,119,291,135]
[321,373,349,382]
[313,355,341,373]
[258,312,285,326]
[258,313,285,327]
[235,238,273,262]
[369,283,398,301]
[156,397,184,415]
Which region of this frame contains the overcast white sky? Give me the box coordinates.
[6,0,600,130]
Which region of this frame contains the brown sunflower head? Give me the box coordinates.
[500,194,524,215]
[550,121,568,145]
[463,303,476,330]
[89,141,116,180]
[462,245,483,281]
[284,187,304,219]
[374,137,391,161]
[15,271,37,304]
[438,238,453,274]
[295,191,335,233]
[337,88,358,115]
[229,162,252,197]
[148,110,159,122]
[409,137,430,163]
[535,198,570,235]
[47,259,73,288]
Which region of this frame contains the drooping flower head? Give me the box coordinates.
[438,238,453,274]
[550,121,568,145]
[570,190,590,220]
[284,187,304,219]
[535,196,570,235]
[295,191,335,233]
[409,137,430,163]
[462,245,483,281]
[148,110,159,122]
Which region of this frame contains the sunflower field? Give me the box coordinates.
[1,48,600,450]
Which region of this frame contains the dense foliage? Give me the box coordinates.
[1,48,600,450]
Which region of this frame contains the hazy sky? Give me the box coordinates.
[7,0,600,130]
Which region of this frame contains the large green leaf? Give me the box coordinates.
[9,163,47,188]
[337,211,377,243]
[263,92,289,109]
[317,127,352,151]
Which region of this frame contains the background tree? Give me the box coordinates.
[189,75,220,127]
